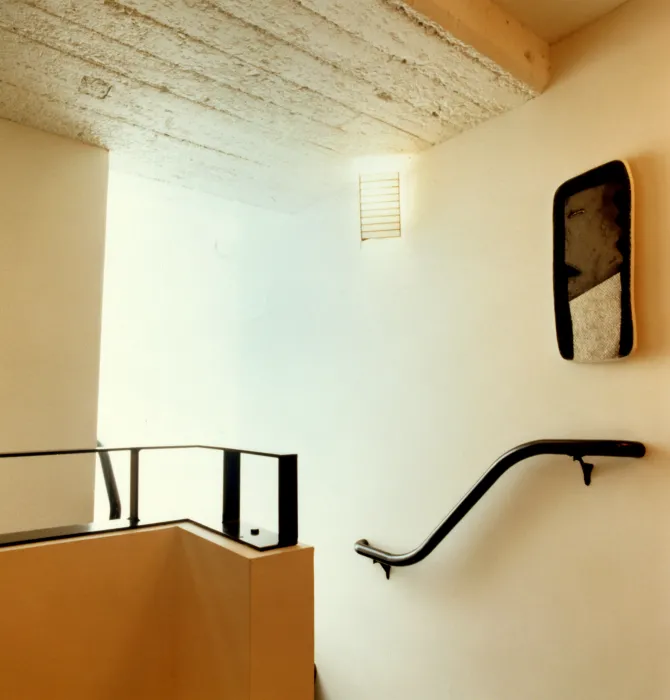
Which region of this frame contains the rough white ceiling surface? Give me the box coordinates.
[494,0,630,43]
[0,0,537,210]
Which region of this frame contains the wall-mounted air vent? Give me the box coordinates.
[359,172,401,240]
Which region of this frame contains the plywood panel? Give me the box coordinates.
[250,548,315,700]
[0,525,314,699]
[0,528,179,700]
[175,526,315,700]
[175,528,252,700]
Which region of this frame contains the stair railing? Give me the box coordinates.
[0,444,298,551]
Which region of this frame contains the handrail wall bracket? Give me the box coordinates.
[574,455,595,486]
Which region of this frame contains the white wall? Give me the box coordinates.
[96,174,290,524]
[0,119,108,533]
[99,0,670,697]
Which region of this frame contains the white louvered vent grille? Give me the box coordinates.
[359,172,401,240]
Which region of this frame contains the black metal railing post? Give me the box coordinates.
[97,440,121,520]
[129,448,140,527]
[278,454,298,547]
[222,450,241,537]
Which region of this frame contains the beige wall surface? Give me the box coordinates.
[0,119,108,532]
[0,526,314,700]
[99,0,670,698]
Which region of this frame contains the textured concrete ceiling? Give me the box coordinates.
[0,0,549,210]
[495,0,630,43]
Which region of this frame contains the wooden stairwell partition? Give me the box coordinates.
[0,524,314,700]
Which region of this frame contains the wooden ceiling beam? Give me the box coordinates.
[400,0,550,93]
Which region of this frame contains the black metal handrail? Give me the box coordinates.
[355,439,646,579]
[97,441,122,521]
[0,444,298,552]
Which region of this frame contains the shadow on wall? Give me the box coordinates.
[630,154,670,358]
[315,670,330,700]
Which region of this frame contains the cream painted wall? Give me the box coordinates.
[96,175,290,524]
[98,0,670,697]
[0,119,108,532]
